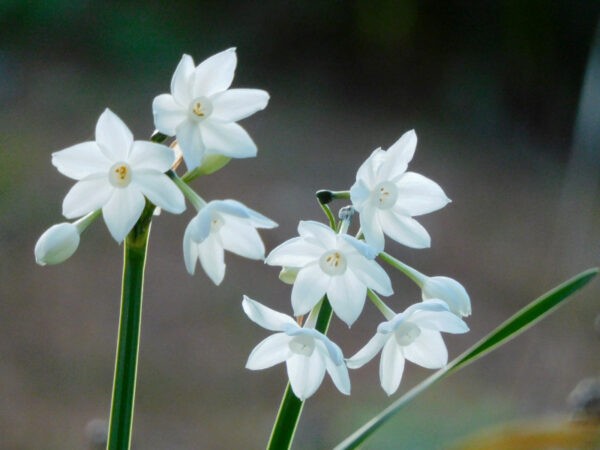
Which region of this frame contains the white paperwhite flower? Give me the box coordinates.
[346,300,468,395]
[242,296,350,401]
[183,200,277,285]
[152,49,269,170]
[51,109,186,243]
[350,130,450,252]
[266,221,393,326]
[35,223,80,265]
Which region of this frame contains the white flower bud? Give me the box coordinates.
[35,223,80,266]
[278,267,299,285]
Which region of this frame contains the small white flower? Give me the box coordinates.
[183,200,277,285]
[266,221,393,326]
[346,300,469,395]
[52,109,185,243]
[152,49,269,170]
[350,130,450,252]
[35,222,80,265]
[242,296,350,401]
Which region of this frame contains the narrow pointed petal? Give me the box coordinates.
[355,148,385,187]
[176,121,205,169]
[411,308,469,334]
[201,121,257,159]
[95,109,133,161]
[152,94,187,136]
[102,187,146,242]
[221,199,277,228]
[210,89,269,122]
[358,206,385,252]
[198,234,225,285]
[286,352,326,401]
[52,142,111,180]
[242,296,298,332]
[379,210,431,249]
[327,273,367,326]
[62,176,112,218]
[379,130,417,181]
[346,256,393,296]
[346,332,388,369]
[128,141,175,172]
[291,263,329,316]
[246,333,293,370]
[395,172,450,216]
[422,276,471,317]
[403,329,448,368]
[171,54,195,106]
[379,338,405,395]
[192,48,237,97]
[297,220,337,248]
[322,346,351,395]
[349,178,371,209]
[220,219,265,259]
[133,171,185,214]
[183,224,199,275]
[266,237,323,267]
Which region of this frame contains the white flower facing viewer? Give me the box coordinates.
[51,109,186,243]
[266,221,393,327]
[350,130,450,252]
[243,296,350,401]
[153,49,270,170]
[183,200,277,285]
[346,300,468,395]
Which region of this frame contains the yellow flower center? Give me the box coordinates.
[108,162,132,188]
[373,181,398,210]
[319,250,347,276]
[189,96,213,120]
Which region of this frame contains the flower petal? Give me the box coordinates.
[346,332,388,369]
[52,142,111,180]
[171,54,195,106]
[95,109,133,161]
[246,333,293,370]
[266,237,323,267]
[379,210,431,249]
[321,344,351,395]
[242,296,298,332]
[395,172,450,216]
[219,199,277,228]
[198,234,226,285]
[345,254,393,296]
[422,276,471,317]
[403,329,447,369]
[201,121,257,159]
[297,220,337,249]
[410,307,469,334]
[358,205,385,252]
[327,272,367,326]
[128,141,175,172]
[355,148,385,188]
[183,223,199,275]
[379,338,405,395]
[286,352,326,401]
[210,88,269,122]
[133,171,185,214]
[62,176,112,218]
[176,120,206,170]
[192,48,237,97]
[102,186,146,242]
[152,93,188,136]
[378,130,417,181]
[220,218,265,260]
[291,263,329,316]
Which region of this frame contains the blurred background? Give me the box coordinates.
[1,1,599,449]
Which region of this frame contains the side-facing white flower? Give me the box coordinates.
[35,223,80,265]
[242,296,350,401]
[346,300,468,395]
[421,276,471,317]
[350,130,450,252]
[153,49,269,170]
[52,109,186,243]
[266,221,393,326]
[183,200,277,285]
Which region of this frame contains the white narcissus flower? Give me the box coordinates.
[266,221,393,327]
[183,200,277,285]
[52,109,186,243]
[350,130,450,252]
[242,296,350,401]
[152,49,269,170]
[346,300,469,395]
[34,223,80,265]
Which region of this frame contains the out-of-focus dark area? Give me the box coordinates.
[1,1,599,449]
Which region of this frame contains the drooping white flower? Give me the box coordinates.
[35,223,80,265]
[421,276,471,317]
[266,221,393,326]
[242,296,350,401]
[152,49,269,170]
[52,109,186,243]
[350,130,450,252]
[346,300,468,395]
[183,200,277,285]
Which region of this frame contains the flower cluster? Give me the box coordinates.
[35,49,274,285]
[244,131,471,399]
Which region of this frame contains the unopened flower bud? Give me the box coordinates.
[35,223,80,266]
[279,267,299,285]
[422,276,471,317]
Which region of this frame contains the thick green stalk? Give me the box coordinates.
[106,204,154,450]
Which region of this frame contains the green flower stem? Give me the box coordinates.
[169,171,206,211]
[379,251,425,287]
[74,209,101,234]
[106,203,155,450]
[367,289,395,320]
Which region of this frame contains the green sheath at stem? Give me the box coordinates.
[106,204,154,450]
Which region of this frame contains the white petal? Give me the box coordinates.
[219,199,277,228]
[327,272,367,326]
[102,186,146,243]
[379,130,417,181]
[349,178,371,210]
[410,308,469,334]
[183,223,199,275]
[339,234,379,260]
[379,210,431,249]
[198,234,226,285]
[286,352,326,401]
[422,276,471,317]
[176,121,206,170]
[201,121,257,158]
[242,296,298,332]
[128,141,175,172]
[62,176,112,218]
[291,263,329,316]
[266,237,323,267]
[346,332,388,369]
[132,171,185,214]
[297,220,336,249]
[246,333,293,370]
[210,89,269,122]
[51,142,111,180]
[220,218,265,259]
[171,54,195,106]
[355,148,385,187]
[395,172,450,216]
[95,109,133,161]
[152,94,188,136]
[192,48,237,97]
[346,255,393,296]
[358,205,385,252]
[322,345,351,395]
[379,338,405,395]
[403,329,447,369]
